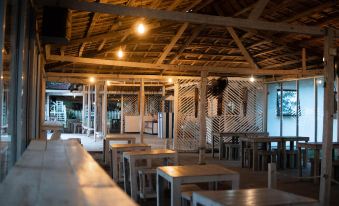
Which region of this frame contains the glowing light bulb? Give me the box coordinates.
[317,79,322,85]
[168,78,173,83]
[117,48,124,58]
[89,77,96,83]
[137,23,146,34]
[249,75,255,82]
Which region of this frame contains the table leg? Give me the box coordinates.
[282,141,286,169]
[113,150,119,182]
[157,174,165,206]
[212,134,215,158]
[129,158,138,200]
[219,136,222,160]
[103,139,106,164]
[241,141,245,168]
[298,146,302,177]
[314,149,320,184]
[123,157,128,192]
[232,175,240,189]
[253,142,258,171]
[110,149,113,178]
[171,179,181,206]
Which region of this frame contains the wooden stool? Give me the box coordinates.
[138,168,157,199]
[180,184,202,206]
[286,150,298,169]
[243,148,253,169]
[225,143,240,161]
[258,150,269,171]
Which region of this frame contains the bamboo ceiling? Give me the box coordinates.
[35,0,339,79]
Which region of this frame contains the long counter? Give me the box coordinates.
[0,140,137,206]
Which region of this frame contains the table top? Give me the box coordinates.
[105,136,136,141]
[123,149,176,158]
[193,188,318,206]
[220,132,269,137]
[298,142,339,149]
[110,143,150,149]
[240,136,309,143]
[157,164,238,178]
[0,140,137,206]
[42,121,63,127]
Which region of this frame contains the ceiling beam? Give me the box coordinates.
[248,0,270,20]
[156,23,188,64]
[227,27,259,69]
[45,52,323,76]
[36,0,324,35]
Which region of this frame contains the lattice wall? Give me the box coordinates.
[145,94,162,115]
[122,95,138,132]
[177,79,200,151]
[176,78,264,152]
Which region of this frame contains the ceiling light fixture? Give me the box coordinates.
[249,75,255,82]
[89,77,96,83]
[136,23,146,34]
[117,48,124,58]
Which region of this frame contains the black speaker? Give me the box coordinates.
[41,6,70,44]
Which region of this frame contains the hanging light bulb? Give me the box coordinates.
[249,75,255,82]
[117,48,124,58]
[89,77,96,83]
[136,23,146,34]
[168,78,173,83]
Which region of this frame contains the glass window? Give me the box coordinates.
[299,79,315,141]
[267,83,280,136]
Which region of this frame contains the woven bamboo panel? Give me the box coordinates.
[122,95,138,132]
[144,94,162,115]
[175,78,264,152]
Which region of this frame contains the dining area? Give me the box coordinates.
[0,0,338,206]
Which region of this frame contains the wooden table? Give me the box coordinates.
[0,140,137,206]
[192,188,318,206]
[298,142,339,183]
[156,164,239,206]
[123,149,178,200]
[41,121,63,140]
[103,135,136,164]
[240,136,309,171]
[110,143,151,182]
[216,132,268,159]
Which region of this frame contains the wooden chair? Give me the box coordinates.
[138,168,157,199]
[180,184,202,206]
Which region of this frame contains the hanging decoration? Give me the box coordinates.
[208,77,228,97]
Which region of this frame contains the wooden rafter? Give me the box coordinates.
[36,0,324,35]
[45,52,323,76]
[248,0,270,20]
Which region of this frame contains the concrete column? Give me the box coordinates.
[140,79,145,143]
[198,71,208,164]
[319,28,335,205]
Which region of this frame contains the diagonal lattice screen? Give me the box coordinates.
[176,78,264,152]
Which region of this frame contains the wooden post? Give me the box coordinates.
[161,85,165,112]
[198,70,208,164]
[263,84,268,132]
[94,84,99,141]
[173,80,179,150]
[314,78,318,142]
[319,28,335,205]
[120,95,124,134]
[87,84,91,136]
[337,78,339,143]
[40,76,46,139]
[302,48,306,75]
[102,82,107,137]
[268,163,277,189]
[82,85,86,133]
[140,79,145,143]
[46,94,50,121]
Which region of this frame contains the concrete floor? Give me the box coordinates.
[59,132,339,205]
